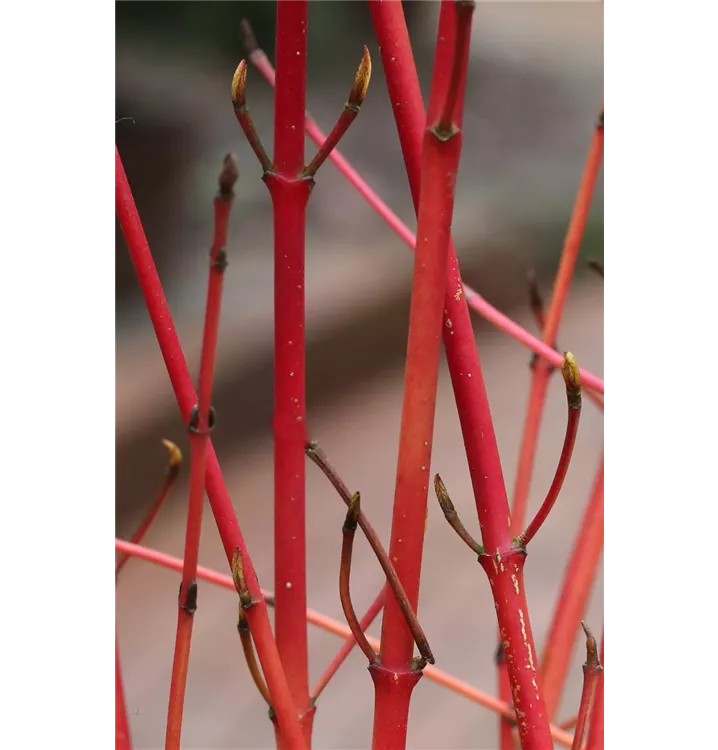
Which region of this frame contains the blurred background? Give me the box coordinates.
[116,2,603,748]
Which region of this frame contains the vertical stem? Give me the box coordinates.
[165,169,234,750]
[116,148,307,750]
[541,460,604,718]
[371,2,473,747]
[585,635,604,750]
[270,1,312,742]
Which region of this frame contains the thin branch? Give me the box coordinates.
[585,634,604,750]
[310,585,386,702]
[237,605,272,707]
[241,19,605,397]
[231,60,272,172]
[306,441,434,665]
[115,439,182,576]
[526,275,603,412]
[433,474,484,555]
[518,353,582,547]
[303,47,371,178]
[571,624,603,750]
[338,493,379,664]
[165,154,235,750]
[116,539,576,748]
[540,458,603,718]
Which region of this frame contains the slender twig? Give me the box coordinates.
[541,459,603,718]
[339,493,379,664]
[115,148,307,750]
[231,549,272,707]
[165,155,236,750]
[114,538,576,748]
[231,61,272,173]
[585,635,604,750]
[310,585,386,702]
[306,440,434,665]
[116,637,133,750]
[242,18,605,395]
[116,439,182,576]
[517,353,583,548]
[526,275,603,412]
[571,624,603,750]
[303,47,371,178]
[237,606,272,707]
[433,474,483,555]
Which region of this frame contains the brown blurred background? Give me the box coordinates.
[116,2,603,748]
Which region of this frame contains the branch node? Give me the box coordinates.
[343,492,361,533]
[231,547,255,609]
[212,248,229,272]
[187,404,217,435]
[179,580,198,615]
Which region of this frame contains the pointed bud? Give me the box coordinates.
[561,352,582,409]
[343,492,361,533]
[218,153,239,197]
[434,474,456,516]
[161,439,182,477]
[232,60,247,109]
[347,46,371,110]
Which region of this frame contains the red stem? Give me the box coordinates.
[269,2,311,740]
[519,398,581,547]
[116,637,133,750]
[115,148,307,750]
[114,539,575,749]
[368,5,555,747]
[541,460,604,719]
[372,3,473,747]
[245,30,604,395]
[165,162,234,750]
[310,586,386,702]
[585,635,604,750]
[571,626,602,750]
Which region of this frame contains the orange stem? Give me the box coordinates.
[541,460,603,718]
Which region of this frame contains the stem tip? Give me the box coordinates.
[561,352,582,409]
[348,46,372,109]
[343,492,361,532]
[434,473,455,515]
[161,439,182,477]
[218,153,239,197]
[240,19,258,54]
[232,60,247,109]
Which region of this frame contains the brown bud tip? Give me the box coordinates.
[348,46,371,109]
[561,352,582,408]
[231,547,246,595]
[161,439,182,473]
[232,60,247,109]
[581,622,600,669]
[240,19,259,54]
[434,474,456,516]
[344,492,361,532]
[218,153,239,197]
